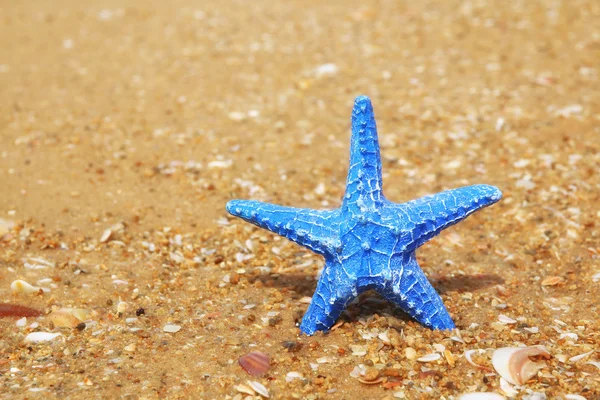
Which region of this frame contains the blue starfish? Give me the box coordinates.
[226,96,502,335]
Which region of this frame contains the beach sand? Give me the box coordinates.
[1,0,599,398]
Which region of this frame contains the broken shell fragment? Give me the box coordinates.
[491,346,551,385]
[464,349,492,371]
[541,276,564,286]
[417,353,441,362]
[48,308,90,328]
[24,332,62,342]
[499,377,518,397]
[11,279,47,294]
[100,229,112,243]
[459,393,505,400]
[247,380,269,398]
[238,351,271,376]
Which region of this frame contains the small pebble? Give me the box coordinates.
[163,324,181,333]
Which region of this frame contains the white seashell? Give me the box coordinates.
[16,317,27,327]
[378,330,391,345]
[564,395,586,400]
[123,343,136,352]
[285,371,303,382]
[498,314,517,324]
[24,332,62,342]
[417,353,441,362]
[569,350,593,362]
[349,365,365,378]
[559,332,578,341]
[491,347,550,385]
[499,377,518,397]
[459,393,506,400]
[522,393,546,400]
[99,229,112,243]
[316,356,334,364]
[350,345,367,356]
[163,324,181,333]
[247,380,269,398]
[555,354,568,363]
[234,383,255,395]
[11,279,47,294]
[116,301,128,314]
[464,349,487,369]
[586,361,600,370]
[450,335,466,344]
[433,343,446,352]
[48,308,89,328]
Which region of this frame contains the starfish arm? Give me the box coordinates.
[393,184,502,251]
[343,96,384,212]
[226,200,340,256]
[380,253,455,330]
[300,257,357,335]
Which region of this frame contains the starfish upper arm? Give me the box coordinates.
[226,200,340,256]
[392,184,502,251]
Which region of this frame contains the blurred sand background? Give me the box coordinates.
[1,0,599,398]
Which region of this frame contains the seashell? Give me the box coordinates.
[48,308,90,328]
[349,365,365,378]
[450,335,466,344]
[234,383,255,396]
[350,345,368,356]
[499,377,518,397]
[163,324,181,333]
[116,301,128,314]
[417,352,441,362]
[433,343,446,352]
[24,332,62,342]
[285,371,303,382]
[361,366,380,382]
[564,395,586,400]
[11,280,47,294]
[100,229,112,243]
[464,349,491,371]
[0,303,43,318]
[316,356,334,364]
[498,314,517,324]
[569,350,593,362]
[247,380,269,398]
[358,376,384,385]
[378,330,390,344]
[541,276,564,286]
[238,351,270,376]
[404,347,417,360]
[586,361,600,370]
[459,393,505,400]
[491,346,551,385]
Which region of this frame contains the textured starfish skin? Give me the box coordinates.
[226,96,502,335]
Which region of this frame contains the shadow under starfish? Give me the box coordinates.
[227,96,502,335]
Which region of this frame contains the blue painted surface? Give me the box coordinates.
[227,96,502,335]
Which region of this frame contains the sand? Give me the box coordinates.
[1,0,599,398]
